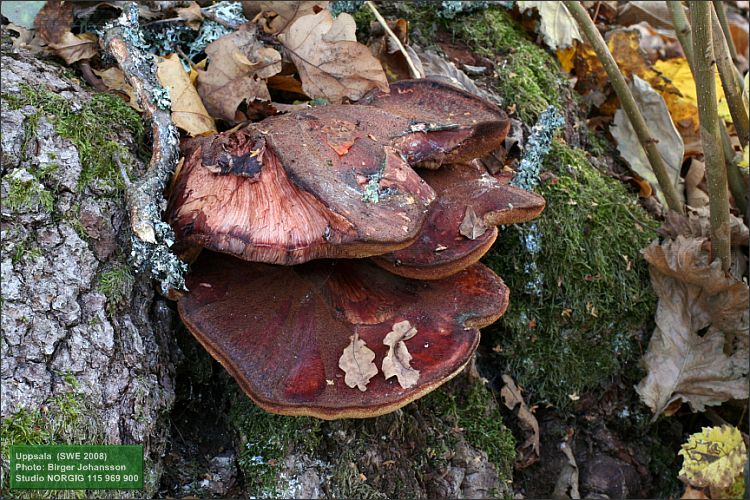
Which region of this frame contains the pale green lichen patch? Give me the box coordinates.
[483,141,657,409]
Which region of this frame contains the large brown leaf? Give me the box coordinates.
[34,0,98,64]
[279,10,389,103]
[157,54,217,136]
[636,236,749,417]
[196,28,281,121]
[243,1,329,34]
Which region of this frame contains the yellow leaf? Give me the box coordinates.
[93,67,142,112]
[556,46,575,73]
[740,145,749,170]
[654,58,733,123]
[678,425,747,496]
[157,53,217,137]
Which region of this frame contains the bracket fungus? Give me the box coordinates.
[178,252,508,419]
[169,79,546,418]
[371,161,546,280]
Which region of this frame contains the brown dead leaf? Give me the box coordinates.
[684,160,709,209]
[617,1,675,30]
[176,1,203,30]
[243,1,329,34]
[680,485,709,499]
[659,207,750,246]
[368,18,421,82]
[6,22,46,55]
[93,67,142,112]
[339,332,378,392]
[279,10,389,104]
[636,236,749,417]
[34,0,98,64]
[157,54,217,137]
[517,1,582,50]
[459,206,489,240]
[501,374,540,469]
[196,28,281,122]
[382,320,419,389]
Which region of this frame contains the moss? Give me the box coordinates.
[449,7,564,122]
[97,264,135,315]
[420,378,516,483]
[5,171,55,214]
[483,140,657,410]
[0,378,103,499]
[229,393,321,497]
[2,83,144,194]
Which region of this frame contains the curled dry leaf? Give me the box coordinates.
[176,1,203,30]
[636,236,749,417]
[382,320,420,389]
[196,29,281,122]
[517,1,582,50]
[243,1,329,34]
[94,67,142,112]
[500,374,540,469]
[279,10,389,104]
[684,160,709,209]
[459,205,489,240]
[339,332,378,392]
[610,75,683,207]
[659,207,750,245]
[157,53,217,137]
[34,0,98,64]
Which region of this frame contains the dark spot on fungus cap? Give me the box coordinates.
[178,251,509,419]
[372,161,546,280]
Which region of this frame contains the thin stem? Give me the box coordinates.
[564,1,684,214]
[667,1,694,71]
[711,4,749,148]
[668,0,748,218]
[691,1,731,270]
[711,0,741,70]
[365,1,422,79]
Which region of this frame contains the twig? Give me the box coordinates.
[564,1,685,214]
[711,0,741,73]
[711,4,749,149]
[102,3,187,294]
[78,61,109,92]
[668,1,748,217]
[365,1,422,79]
[690,1,731,271]
[201,8,240,30]
[667,1,694,71]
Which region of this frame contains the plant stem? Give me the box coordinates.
[668,0,748,217]
[564,1,684,214]
[711,0,741,72]
[365,1,422,79]
[667,1,694,71]
[690,1,731,270]
[711,5,749,148]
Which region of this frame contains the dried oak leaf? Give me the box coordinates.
[157,53,217,136]
[34,0,98,64]
[517,1,581,50]
[459,206,489,240]
[243,1,329,34]
[196,28,281,121]
[339,333,378,392]
[501,374,540,469]
[382,320,419,389]
[279,10,389,104]
[93,67,142,112]
[636,236,749,417]
[176,1,203,30]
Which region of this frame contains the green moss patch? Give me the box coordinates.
[483,140,657,409]
[2,83,144,194]
[229,394,321,497]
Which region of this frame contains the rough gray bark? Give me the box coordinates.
[1,50,176,496]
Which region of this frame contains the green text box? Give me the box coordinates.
[10,445,143,490]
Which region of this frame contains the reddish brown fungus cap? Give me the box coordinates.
[359,79,511,165]
[178,251,509,419]
[169,92,511,265]
[372,162,546,280]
